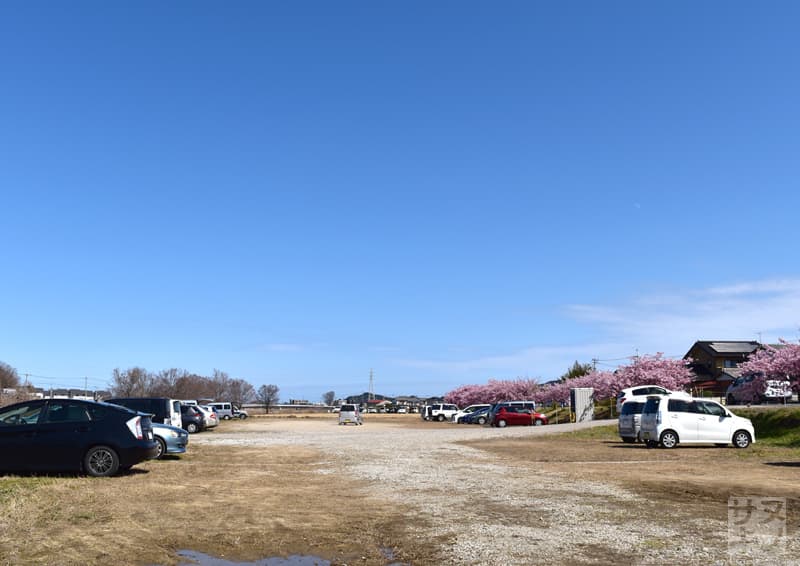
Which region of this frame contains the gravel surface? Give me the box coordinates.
[194,419,799,565]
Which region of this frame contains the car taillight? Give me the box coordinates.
[126,416,144,440]
[619,397,626,406]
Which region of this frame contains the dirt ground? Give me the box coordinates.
[1,414,798,565]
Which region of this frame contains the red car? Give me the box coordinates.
[490,406,549,427]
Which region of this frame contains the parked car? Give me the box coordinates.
[207,402,234,420]
[232,406,249,419]
[450,404,491,423]
[421,404,459,422]
[397,407,408,414]
[615,386,690,413]
[460,406,492,425]
[0,398,158,476]
[486,401,537,426]
[726,375,792,405]
[195,405,219,429]
[618,401,645,443]
[338,404,363,425]
[640,394,755,449]
[489,406,543,427]
[180,404,206,433]
[151,422,189,459]
[105,397,183,428]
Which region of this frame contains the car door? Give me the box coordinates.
[0,401,46,471]
[666,399,698,442]
[695,401,732,442]
[35,400,95,471]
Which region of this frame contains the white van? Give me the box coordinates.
[640,394,755,449]
[338,404,363,426]
[208,402,234,420]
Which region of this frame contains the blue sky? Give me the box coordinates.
[2,1,799,401]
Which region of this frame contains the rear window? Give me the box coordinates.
[340,405,357,412]
[642,398,661,414]
[620,402,644,415]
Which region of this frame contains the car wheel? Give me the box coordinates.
[733,430,752,449]
[84,445,120,477]
[186,422,199,434]
[646,440,658,449]
[534,419,543,426]
[622,437,636,444]
[477,417,486,425]
[239,414,247,419]
[659,430,679,449]
[223,415,231,420]
[727,395,736,405]
[497,419,507,428]
[155,437,167,459]
[437,415,445,422]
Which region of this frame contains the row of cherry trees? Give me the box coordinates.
[445,353,696,406]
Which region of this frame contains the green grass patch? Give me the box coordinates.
[734,407,800,448]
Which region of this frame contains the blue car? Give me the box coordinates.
[151,422,189,459]
[460,406,491,425]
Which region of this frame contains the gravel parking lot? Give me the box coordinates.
[193,416,800,565]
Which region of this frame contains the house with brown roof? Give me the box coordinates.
[683,341,760,396]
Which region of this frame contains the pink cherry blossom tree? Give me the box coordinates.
[734,339,800,403]
[444,353,695,408]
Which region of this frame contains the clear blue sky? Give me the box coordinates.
[2,1,799,401]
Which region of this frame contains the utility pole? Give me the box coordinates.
[368,368,374,401]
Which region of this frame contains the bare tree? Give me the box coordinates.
[228,378,256,408]
[109,367,152,397]
[0,362,20,389]
[209,369,230,401]
[256,384,280,414]
[150,368,185,397]
[322,390,335,406]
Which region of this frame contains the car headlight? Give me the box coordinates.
[168,430,179,438]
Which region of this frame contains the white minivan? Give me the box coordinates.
[640,394,755,449]
[338,404,363,426]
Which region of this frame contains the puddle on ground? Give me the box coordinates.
[176,550,330,566]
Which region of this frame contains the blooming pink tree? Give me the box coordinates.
[445,353,695,408]
[734,339,800,403]
[444,378,539,406]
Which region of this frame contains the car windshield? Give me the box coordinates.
[340,405,356,412]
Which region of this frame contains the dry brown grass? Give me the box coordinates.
[0,434,434,566]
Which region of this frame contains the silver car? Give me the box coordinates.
[151,422,190,459]
[618,401,645,443]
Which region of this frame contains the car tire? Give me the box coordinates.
[497,419,507,428]
[645,440,658,449]
[84,445,120,477]
[239,414,247,419]
[477,417,486,425]
[155,437,167,459]
[437,414,445,422]
[659,430,679,449]
[223,415,231,420]
[622,437,636,443]
[186,422,199,434]
[534,419,543,426]
[733,430,752,449]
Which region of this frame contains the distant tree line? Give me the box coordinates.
[0,362,20,389]
[109,367,257,407]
